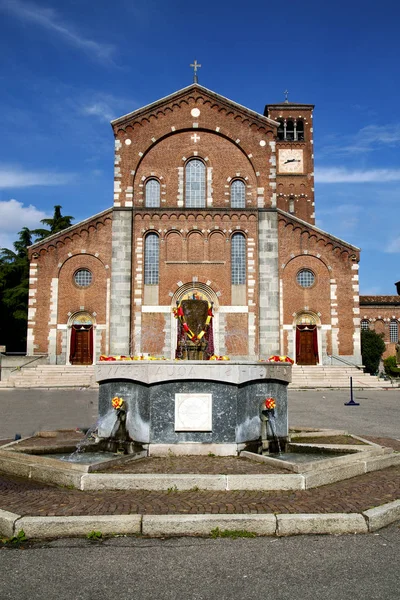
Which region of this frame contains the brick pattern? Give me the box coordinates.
[0,465,398,518]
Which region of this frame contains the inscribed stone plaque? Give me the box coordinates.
[175,393,212,431]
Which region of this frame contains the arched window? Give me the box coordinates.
[231,180,245,208]
[185,159,205,207]
[286,120,295,141]
[296,120,304,141]
[144,233,159,284]
[361,320,370,331]
[145,179,160,207]
[231,233,246,284]
[390,320,398,342]
[277,120,285,140]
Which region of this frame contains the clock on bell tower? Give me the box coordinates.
[264,98,315,225]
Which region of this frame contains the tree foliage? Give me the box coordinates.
[361,329,386,375]
[383,355,400,377]
[0,206,74,352]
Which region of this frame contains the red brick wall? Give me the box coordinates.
[28,212,112,356]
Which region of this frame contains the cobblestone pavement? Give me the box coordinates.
[0,465,398,518]
[0,435,399,518]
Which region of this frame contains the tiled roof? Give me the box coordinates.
[360,295,400,305]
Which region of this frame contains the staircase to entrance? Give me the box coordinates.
[0,363,396,389]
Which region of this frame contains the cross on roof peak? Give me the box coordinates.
[284,89,289,103]
[190,59,201,84]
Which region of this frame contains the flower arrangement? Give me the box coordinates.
[173,301,213,342]
[264,397,276,410]
[111,396,124,410]
[266,355,294,364]
[209,355,230,361]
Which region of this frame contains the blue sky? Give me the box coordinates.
[0,0,399,294]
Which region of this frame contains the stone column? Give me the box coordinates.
[109,209,133,355]
[258,210,280,357]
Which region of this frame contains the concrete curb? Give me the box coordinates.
[362,500,400,532]
[1,501,399,539]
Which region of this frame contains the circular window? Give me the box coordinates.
[74,269,92,287]
[297,269,315,288]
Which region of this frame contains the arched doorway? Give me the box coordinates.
[69,312,94,365]
[295,313,319,365]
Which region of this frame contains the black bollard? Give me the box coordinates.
[344,377,360,406]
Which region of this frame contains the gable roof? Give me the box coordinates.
[277,209,360,252]
[111,83,279,128]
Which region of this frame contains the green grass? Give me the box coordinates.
[210,527,257,539]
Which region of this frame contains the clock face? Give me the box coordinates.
[278,149,304,174]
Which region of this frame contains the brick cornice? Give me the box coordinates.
[112,84,279,133]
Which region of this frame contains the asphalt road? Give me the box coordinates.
[0,388,398,439]
[0,525,399,600]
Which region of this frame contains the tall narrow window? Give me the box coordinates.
[390,320,398,342]
[231,180,245,208]
[144,233,159,284]
[286,120,295,141]
[277,120,285,140]
[361,320,370,331]
[231,233,246,284]
[185,159,205,207]
[296,120,304,141]
[145,179,160,207]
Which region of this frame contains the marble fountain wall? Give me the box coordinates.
[96,361,291,456]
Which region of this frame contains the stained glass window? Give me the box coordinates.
[74,269,92,287]
[185,159,205,207]
[144,233,159,284]
[145,179,160,207]
[231,180,245,208]
[296,269,315,288]
[231,233,246,284]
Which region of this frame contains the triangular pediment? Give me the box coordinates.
[111,83,279,130]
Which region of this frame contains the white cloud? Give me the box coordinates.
[0,199,50,249]
[80,93,138,122]
[82,102,115,122]
[0,0,116,64]
[315,167,400,183]
[321,123,400,155]
[0,165,74,188]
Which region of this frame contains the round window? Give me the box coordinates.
[74,269,92,287]
[296,269,315,288]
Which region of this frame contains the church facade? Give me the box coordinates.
[27,83,363,366]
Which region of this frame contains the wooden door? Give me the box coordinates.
[70,327,93,365]
[296,328,317,365]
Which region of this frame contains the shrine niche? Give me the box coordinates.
[174,291,214,360]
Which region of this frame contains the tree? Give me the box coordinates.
[0,207,74,352]
[0,228,33,351]
[361,329,386,375]
[33,205,74,241]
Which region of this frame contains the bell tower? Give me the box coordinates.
[265,96,315,224]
